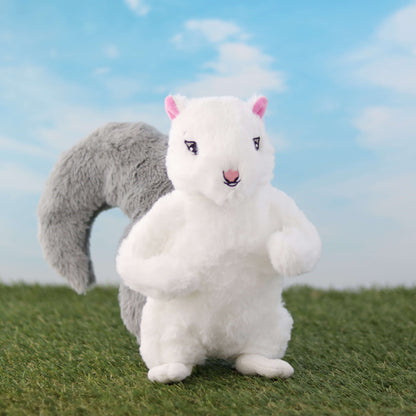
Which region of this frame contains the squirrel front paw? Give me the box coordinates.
[116,254,197,300]
[267,228,321,277]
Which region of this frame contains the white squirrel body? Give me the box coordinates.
[116,95,321,383]
[138,186,293,368]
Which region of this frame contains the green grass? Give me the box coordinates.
[1,284,415,416]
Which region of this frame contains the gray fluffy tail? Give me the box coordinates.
[37,122,172,295]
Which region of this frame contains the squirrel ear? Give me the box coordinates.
[165,95,188,120]
[165,95,180,120]
[250,96,268,119]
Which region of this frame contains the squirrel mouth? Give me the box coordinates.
[224,179,241,187]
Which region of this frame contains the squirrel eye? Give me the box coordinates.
[184,140,198,155]
[253,137,260,151]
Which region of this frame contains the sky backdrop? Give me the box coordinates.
[1,0,415,290]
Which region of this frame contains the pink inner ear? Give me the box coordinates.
[252,96,268,118]
[165,96,180,120]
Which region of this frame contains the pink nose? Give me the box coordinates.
[223,169,239,183]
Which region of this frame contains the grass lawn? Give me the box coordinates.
[1,284,415,416]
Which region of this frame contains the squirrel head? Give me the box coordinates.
[165,95,275,206]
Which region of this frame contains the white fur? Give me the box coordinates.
[116,95,321,383]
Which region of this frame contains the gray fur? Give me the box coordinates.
[118,280,147,342]
[37,122,173,338]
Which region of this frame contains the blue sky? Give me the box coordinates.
[1,0,415,289]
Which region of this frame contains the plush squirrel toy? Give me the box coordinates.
[38,95,321,383]
[116,95,321,383]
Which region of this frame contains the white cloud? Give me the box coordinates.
[93,67,111,76]
[0,65,85,120]
[205,42,272,73]
[365,173,416,226]
[103,44,120,59]
[353,54,416,95]
[123,0,149,16]
[269,132,288,151]
[183,67,285,98]
[322,169,416,228]
[172,19,248,48]
[345,2,416,154]
[346,2,416,95]
[354,106,416,149]
[0,136,50,158]
[0,162,45,194]
[173,19,286,98]
[185,19,246,43]
[0,65,105,151]
[98,76,143,100]
[377,2,416,49]
[35,102,168,151]
[170,33,184,47]
[0,64,168,152]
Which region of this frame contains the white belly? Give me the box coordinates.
[140,189,289,364]
[143,252,284,358]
